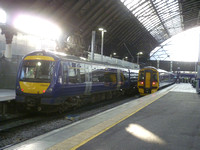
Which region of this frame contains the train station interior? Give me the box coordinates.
[0,0,200,150]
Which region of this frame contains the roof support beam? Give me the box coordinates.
[149,0,170,38]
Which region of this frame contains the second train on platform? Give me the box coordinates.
[137,66,175,95]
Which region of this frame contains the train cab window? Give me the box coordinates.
[139,71,145,81]
[152,73,158,81]
[20,60,55,82]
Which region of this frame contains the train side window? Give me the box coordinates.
[92,70,104,83]
[91,65,104,83]
[68,68,77,84]
[104,72,117,84]
[104,72,111,83]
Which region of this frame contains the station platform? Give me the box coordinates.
[5,83,200,150]
[0,89,15,102]
[0,89,15,116]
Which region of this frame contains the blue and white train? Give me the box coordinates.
[15,50,139,112]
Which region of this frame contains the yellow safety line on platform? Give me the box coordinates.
[48,86,175,150]
[71,94,166,150]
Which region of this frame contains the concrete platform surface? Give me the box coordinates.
[78,90,200,150]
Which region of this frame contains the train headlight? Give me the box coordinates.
[152,81,157,87]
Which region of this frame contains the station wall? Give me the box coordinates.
[0,29,56,89]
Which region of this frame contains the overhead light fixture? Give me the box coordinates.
[99,28,107,32]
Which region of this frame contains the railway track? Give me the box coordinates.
[0,115,46,133]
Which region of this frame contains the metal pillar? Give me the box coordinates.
[170,61,173,72]
[137,55,139,64]
[157,60,159,68]
[5,44,12,58]
[100,31,104,62]
[1,27,16,59]
[1,12,17,59]
[91,31,96,61]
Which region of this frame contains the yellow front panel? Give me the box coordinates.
[139,88,144,94]
[24,56,55,61]
[20,81,50,94]
[145,72,151,88]
[151,89,157,93]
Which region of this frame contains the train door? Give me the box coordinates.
[145,72,151,89]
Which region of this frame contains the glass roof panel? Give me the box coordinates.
[150,27,200,62]
[120,0,182,43]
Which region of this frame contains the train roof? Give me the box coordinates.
[141,66,173,73]
[23,50,139,71]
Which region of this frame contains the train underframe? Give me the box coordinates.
[16,87,137,113]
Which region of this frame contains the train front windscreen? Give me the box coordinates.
[20,60,55,83]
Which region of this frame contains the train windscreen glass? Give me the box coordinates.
[139,71,145,81]
[20,60,55,82]
[152,72,158,81]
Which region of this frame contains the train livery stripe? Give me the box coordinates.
[19,81,50,94]
[24,56,55,61]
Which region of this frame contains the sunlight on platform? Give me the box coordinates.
[126,124,166,145]
[171,83,197,93]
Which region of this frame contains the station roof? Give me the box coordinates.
[0,0,200,63]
